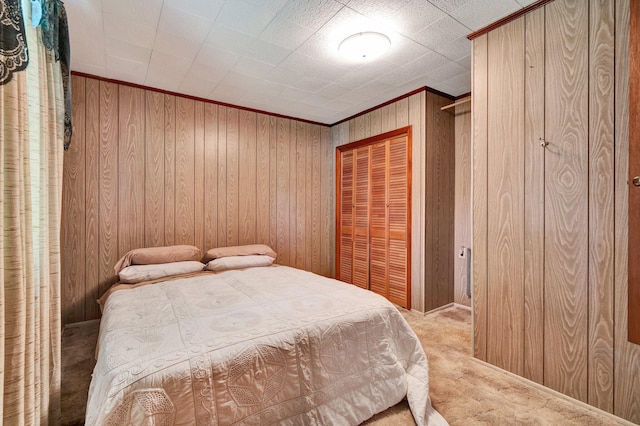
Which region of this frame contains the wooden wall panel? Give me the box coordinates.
[98,82,119,304]
[453,102,471,307]
[276,119,291,266]
[204,104,218,251]
[256,114,270,246]
[289,121,298,268]
[425,92,455,311]
[486,18,525,376]
[164,95,176,246]
[472,34,489,361]
[296,122,307,269]
[629,0,640,348]
[62,76,86,325]
[194,102,205,254]
[588,0,615,411]
[380,103,397,133]
[118,86,145,256]
[217,106,228,248]
[424,97,436,311]
[175,97,195,245]
[84,78,100,320]
[226,108,239,247]
[409,93,424,311]
[544,0,589,402]
[320,126,332,277]
[63,76,333,324]
[396,98,409,128]
[523,6,545,385]
[144,91,165,248]
[239,110,257,245]
[615,0,640,422]
[268,117,278,252]
[311,125,322,275]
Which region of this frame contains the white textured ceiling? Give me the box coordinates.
[67,0,537,124]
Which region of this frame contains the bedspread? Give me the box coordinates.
[86,265,447,425]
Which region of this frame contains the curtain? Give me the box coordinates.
[1,0,68,423]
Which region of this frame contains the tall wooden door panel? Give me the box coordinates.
[486,18,526,376]
[339,150,354,283]
[544,0,589,402]
[353,147,371,289]
[370,142,388,297]
[629,0,640,345]
[388,137,409,306]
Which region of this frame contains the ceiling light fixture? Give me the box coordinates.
[338,32,391,62]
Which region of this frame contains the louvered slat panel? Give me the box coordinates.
[340,234,353,283]
[354,147,370,229]
[389,238,407,305]
[370,235,387,295]
[352,147,370,289]
[353,234,369,288]
[388,136,408,306]
[370,143,387,230]
[370,142,388,297]
[341,150,354,228]
[389,137,407,234]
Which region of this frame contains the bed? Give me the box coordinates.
[86,248,447,425]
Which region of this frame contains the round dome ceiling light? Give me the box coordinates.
[338,32,391,62]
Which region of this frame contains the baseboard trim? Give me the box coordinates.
[470,357,635,425]
[452,302,472,311]
[423,303,455,315]
[63,318,100,332]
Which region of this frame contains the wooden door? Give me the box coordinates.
[337,145,371,290]
[485,18,526,376]
[388,136,410,306]
[338,150,354,283]
[630,0,640,345]
[369,142,388,297]
[353,146,370,289]
[544,0,589,402]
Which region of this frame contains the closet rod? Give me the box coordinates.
[441,96,471,111]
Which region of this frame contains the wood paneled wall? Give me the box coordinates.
[472,0,640,422]
[332,90,454,313]
[454,102,471,307]
[614,0,640,421]
[62,75,333,324]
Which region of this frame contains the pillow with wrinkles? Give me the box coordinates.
[205,255,275,272]
[118,261,205,284]
[114,245,201,275]
[201,244,276,264]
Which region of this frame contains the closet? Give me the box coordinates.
[336,127,411,308]
[472,0,640,421]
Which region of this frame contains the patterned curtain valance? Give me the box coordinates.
[40,0,72,150]
[0,0,29,85]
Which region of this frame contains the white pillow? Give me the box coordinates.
[205,255,274,272]
[118,261,205,284]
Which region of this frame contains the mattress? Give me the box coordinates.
[86,265,447,425]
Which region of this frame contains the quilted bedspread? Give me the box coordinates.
[86,265,448,425]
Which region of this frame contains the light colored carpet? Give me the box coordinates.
[61,305,630,425]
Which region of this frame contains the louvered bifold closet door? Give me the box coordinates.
[369,142,388,297]
[337,129,410,308]
[388,136,409,306]
[339,150,354,283]
[353,146,371,289]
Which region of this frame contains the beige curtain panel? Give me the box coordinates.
[1,0,68,423]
